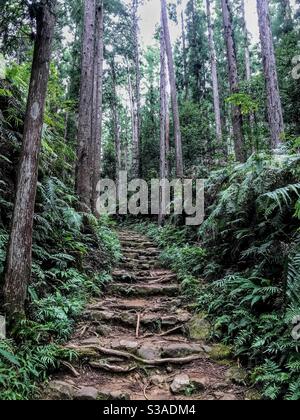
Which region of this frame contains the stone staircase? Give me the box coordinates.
[44,229,248,401]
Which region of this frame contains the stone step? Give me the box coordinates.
[112,270,177,283]
[85,309,190,331]
[119,262,158,271]
[122,248,160,256]
[120,239,154,246]
[87,297,182,313]
[108,283,179,297]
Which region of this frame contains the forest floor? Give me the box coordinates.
[42,229,248,401]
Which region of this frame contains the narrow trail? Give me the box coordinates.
[44,229,247,401]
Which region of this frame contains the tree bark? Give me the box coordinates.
[257,0,284,149]
[181,11,188,101]
[240,0,255,147]
[111,60,121,189]
[4,0,57,318]
[221,0,246,162]
[91,0,104,214]
[165,84,170,178]
[206,0,222,143]
[159,24,167,226]
[240,0,251,82]
[76,0,96,211]
[131,0,141,178]
[161,0,184,178]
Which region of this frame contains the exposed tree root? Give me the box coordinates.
[89,361,137,373]
[61,361,80,378]
[68,345,205,366]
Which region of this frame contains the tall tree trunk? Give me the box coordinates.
[181,11,188,101]
[159,24,167,226]
[240,0,251,82]
[127,68,135,172]
[257,0,284,149]
[91,0,104,214]
[161,0,184,178]
[131,0,141,178]
[240,0,255,151]
[76,0,96,211]
[206,0,222,143]
[221,0,246,162]
[111,60,121,189]
[165,85,170,177]
[4,0,57,318]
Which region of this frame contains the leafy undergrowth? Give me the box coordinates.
[135,154,300,400]
[0,181,121,399]
[0,68,121,400]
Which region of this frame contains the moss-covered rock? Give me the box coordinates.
[245,389,262,401]
[208,344,232,361]
[225,366,248,386]
[187,313,211,341]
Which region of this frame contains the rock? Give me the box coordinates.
[89,310,115,322]
[161,343,203,358]
[202,345,213,353]
[208,344,232,361]
[187,313,211,341]
[225,367,248,386]
[47,380,76,400]
[137,345,161,360]
[111,340,140,352]
[217,393,238,401]
[75,387,99,401]
[245,389,261,401]
[95,324,112,336]
[81,338,101,346]
[212,382,228,390]
[98,389,130,400]
[190,376,210,391]
[170,374,190,395]
[150,375,166,386]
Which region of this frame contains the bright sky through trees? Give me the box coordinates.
[135,0,259,46]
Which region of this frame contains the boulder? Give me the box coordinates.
[47,380,76,400]
[187,313,211,341]
[245,389,261,401]
[208,344,232,361]
[225,367,248,386]
[150,375,166,386]
[137,345,161,360]
[111,339,140,352]
[190,375,210,391]
[170,374,190,395]
[98,389,130,400]
[161,343,203,358]
[74,387,99,401]
[215,392,238,401]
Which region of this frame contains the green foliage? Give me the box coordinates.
[0,65,120,400]
[134,154,300,400]
[0,339,76,400]
[226,93,259,116]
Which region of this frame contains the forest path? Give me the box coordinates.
[44,229,247,401]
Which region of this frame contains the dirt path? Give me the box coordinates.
[44,229,247,401]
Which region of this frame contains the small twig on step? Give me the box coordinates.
[143,384,150,401]
[61,361,80,378]
[79,325,88,337]
[136,313,141,338]
[158,325,184,337]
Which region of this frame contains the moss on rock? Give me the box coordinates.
[187,313,211,341]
